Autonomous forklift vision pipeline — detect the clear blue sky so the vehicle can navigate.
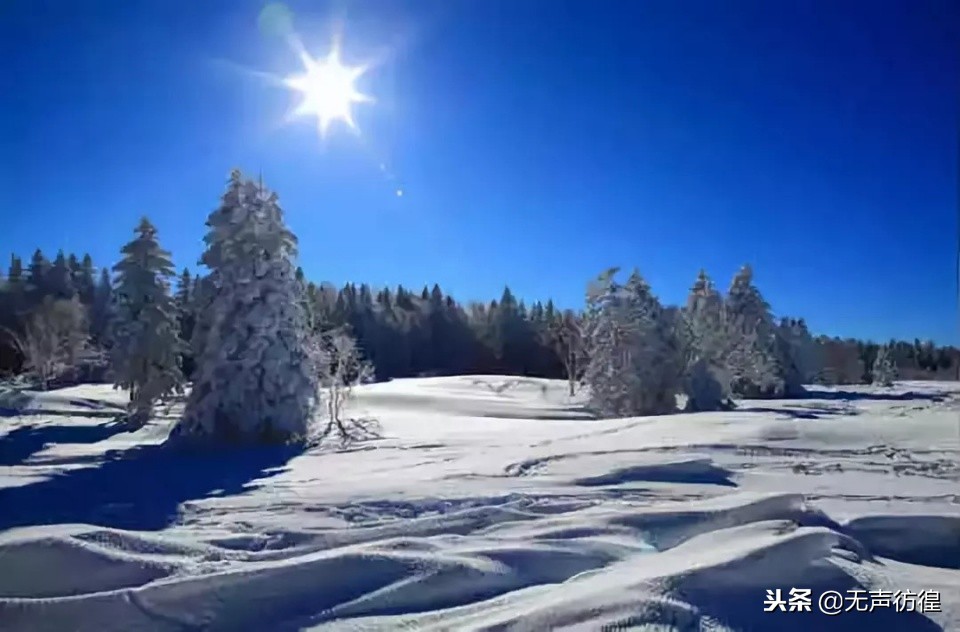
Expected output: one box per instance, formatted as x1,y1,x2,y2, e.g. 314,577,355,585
2,0,957,344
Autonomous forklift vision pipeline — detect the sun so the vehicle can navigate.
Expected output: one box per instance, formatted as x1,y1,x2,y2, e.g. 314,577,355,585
284,44,372,136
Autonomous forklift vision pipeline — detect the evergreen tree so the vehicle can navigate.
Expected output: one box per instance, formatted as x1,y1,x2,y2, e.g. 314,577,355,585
294,266,314,330
872,344,898,386
582,268,635,416
27,249,50,304
622,269,681,414
8,254,24,288
172,171,318,445
3,255,26,317
723,265,791,397
681,269,730,411
110,217,184,425
778,317,820,385
48,250,75,299
174,268,197,377
77,254,97,304
582,268,679,417
90,267,113,347
67,252,82,292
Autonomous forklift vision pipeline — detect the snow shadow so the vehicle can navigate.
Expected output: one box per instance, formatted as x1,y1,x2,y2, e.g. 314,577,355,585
575,459,737,488
802,389,946,403
0,443,300,531
737,405,857,420
845,515,960,570
0,408,122,419
0,422,128,466
479,407,596,421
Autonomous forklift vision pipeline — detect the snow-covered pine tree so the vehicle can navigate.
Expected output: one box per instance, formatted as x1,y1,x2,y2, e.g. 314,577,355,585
294,265,316,331
110,217,184,425
872,344,897,386
622,269,681,415
582,268,635,417
171,170,318,445
174,269,192,314
582,268,679,417
723,265,792,398
681,269,731,411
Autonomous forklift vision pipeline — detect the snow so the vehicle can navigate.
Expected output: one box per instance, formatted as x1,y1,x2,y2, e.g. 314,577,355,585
1,376,958,630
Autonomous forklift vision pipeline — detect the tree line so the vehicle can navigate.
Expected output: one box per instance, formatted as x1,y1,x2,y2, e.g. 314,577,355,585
1,170,957,433
2,251,955,389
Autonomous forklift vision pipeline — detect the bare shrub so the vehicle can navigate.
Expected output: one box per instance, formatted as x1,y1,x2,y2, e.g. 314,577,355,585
309,328,379,444
9,297,88,390
549,310,586,397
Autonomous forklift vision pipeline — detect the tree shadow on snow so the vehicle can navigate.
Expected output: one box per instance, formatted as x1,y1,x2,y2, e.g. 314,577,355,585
575,461,737,488
480,406,597,421
0,443,301,531
737,405,858,420
0,407,124,420
0,421,129,466
802,389,946,403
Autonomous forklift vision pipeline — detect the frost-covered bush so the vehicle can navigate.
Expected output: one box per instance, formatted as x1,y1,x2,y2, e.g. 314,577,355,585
309,328,379,444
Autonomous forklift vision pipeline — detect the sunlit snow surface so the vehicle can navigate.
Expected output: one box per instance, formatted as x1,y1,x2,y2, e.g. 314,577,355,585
1,377,958,631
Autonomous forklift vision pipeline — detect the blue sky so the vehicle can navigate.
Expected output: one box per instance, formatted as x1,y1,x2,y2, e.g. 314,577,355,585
2,0,957,344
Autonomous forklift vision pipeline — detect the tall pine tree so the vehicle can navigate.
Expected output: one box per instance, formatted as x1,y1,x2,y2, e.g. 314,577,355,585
723,265,790,398
174,268,197,377
111,217,184,425
90,267,113,347
681,269,730,411
27,249,50,305
622,269,681,415
48,250,74,300
172,171,318,445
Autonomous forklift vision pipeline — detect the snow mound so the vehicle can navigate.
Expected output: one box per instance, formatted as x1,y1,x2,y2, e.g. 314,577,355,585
0,532,175,598
306,520,934,631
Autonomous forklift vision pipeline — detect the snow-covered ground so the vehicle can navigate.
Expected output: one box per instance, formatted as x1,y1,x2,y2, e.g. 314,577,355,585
1,377,958,631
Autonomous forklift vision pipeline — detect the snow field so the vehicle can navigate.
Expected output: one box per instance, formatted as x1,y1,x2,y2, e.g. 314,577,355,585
0,376,958,630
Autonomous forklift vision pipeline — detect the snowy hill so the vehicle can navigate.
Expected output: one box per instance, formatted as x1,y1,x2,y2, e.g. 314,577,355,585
1,376,958,631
